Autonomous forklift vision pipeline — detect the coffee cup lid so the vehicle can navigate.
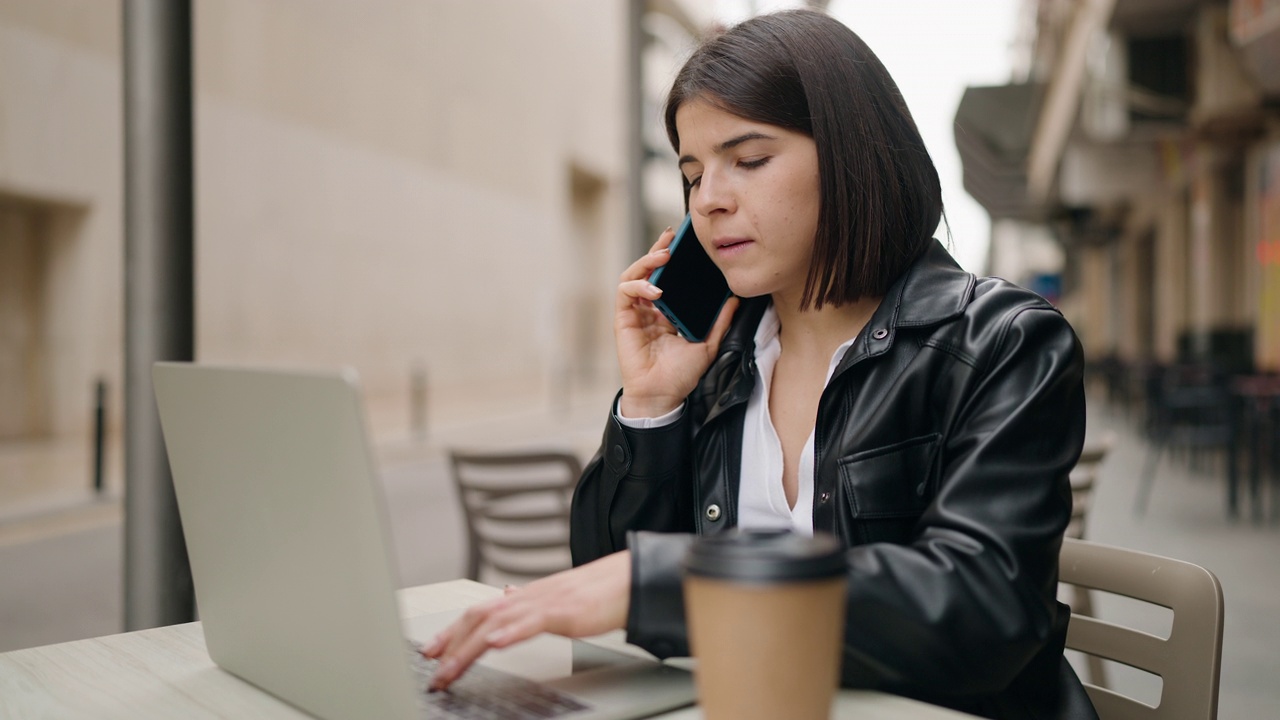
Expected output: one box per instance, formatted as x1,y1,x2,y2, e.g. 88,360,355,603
683,529,846,583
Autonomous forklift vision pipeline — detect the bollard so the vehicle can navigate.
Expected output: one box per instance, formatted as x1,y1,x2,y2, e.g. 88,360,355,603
410,363,427,441
93,378,107,494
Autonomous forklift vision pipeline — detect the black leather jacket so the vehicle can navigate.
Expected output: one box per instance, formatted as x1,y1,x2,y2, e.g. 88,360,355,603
569,240,1097,720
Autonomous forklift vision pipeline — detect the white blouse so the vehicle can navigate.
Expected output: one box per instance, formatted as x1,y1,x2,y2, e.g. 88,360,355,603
616,304,859,537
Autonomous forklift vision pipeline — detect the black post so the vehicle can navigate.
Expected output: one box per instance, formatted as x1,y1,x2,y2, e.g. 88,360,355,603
123,0,196,630
93,379,107,494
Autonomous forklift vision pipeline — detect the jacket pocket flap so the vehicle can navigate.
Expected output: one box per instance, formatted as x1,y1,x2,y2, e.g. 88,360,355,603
837,434,940,519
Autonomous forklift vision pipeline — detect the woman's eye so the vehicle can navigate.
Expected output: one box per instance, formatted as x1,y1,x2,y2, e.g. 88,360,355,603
687,175,702,187
739,157,770,170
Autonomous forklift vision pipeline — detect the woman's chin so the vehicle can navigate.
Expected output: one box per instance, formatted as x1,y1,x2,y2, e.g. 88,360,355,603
723,277,773,300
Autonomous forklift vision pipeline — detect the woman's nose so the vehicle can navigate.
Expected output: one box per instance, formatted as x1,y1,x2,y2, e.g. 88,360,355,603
690,171,734,218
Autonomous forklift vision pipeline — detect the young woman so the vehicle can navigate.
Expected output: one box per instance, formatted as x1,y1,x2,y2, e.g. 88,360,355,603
426,10,1096,719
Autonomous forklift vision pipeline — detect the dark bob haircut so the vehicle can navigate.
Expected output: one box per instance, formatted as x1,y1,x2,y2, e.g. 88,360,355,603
664,9,943,309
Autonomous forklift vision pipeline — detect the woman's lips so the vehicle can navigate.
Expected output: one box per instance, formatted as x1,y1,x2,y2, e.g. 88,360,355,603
713,238,753,256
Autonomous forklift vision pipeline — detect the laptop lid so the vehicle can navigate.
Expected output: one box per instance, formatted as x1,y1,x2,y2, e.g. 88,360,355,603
154,363,422,720
153,363,695,720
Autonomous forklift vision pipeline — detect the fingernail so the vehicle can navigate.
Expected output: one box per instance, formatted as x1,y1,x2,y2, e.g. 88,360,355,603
486,627,509,644
664,226,673,233
424,635,444,656
431,659,458,689
646,283,663,297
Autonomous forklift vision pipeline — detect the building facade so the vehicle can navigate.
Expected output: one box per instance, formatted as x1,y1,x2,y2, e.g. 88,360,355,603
959,0,1279,376
0,1,658,445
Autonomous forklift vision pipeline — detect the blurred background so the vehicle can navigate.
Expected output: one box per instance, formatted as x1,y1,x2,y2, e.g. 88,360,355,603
0,0,1276,717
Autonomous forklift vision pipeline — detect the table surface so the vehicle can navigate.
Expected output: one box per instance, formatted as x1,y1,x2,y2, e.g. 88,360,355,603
0,579,974,719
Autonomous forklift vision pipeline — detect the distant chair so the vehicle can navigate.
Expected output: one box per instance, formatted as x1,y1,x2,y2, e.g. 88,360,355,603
1068,435,1114,541
1059,538,1224,720
1064,434,1114,687
447,450,582,585
1135,365,1235,515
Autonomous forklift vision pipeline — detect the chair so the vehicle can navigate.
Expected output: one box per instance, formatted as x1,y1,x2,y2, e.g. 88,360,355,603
447,449,581,584
1135,365,1235,514
1068,435,1114,541
1059,538,1224,720
1064,435,1114,686
1229,374,1280,522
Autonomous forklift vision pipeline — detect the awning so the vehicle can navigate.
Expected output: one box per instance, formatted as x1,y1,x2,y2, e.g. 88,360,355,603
954,82,1045,221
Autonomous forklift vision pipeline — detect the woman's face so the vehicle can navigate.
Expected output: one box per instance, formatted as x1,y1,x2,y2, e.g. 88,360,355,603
674,98,821,305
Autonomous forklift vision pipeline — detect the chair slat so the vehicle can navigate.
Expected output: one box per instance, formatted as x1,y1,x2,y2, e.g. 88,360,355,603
487,558,572,577
481,508,568,523
1084,684,1157,720
484,537,570,551
1066,614,1169,674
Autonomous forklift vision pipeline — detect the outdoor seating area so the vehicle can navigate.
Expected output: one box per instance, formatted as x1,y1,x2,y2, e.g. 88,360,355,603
1088,329,1280,524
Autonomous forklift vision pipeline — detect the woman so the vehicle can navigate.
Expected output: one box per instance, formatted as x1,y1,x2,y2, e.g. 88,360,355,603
426,10,1096,719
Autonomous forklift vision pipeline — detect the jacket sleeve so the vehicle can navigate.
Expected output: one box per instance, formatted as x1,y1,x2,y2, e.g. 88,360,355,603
569,391,696,566
837,304,1085,700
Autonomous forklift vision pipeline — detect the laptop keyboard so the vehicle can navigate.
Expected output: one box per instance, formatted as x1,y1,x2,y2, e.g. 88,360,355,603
408,642,590,720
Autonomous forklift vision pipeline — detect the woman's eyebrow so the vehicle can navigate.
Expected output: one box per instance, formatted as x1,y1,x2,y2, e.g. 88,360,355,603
678,131,777,168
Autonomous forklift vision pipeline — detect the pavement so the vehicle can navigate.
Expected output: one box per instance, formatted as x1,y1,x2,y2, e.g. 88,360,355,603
0,385,1276,718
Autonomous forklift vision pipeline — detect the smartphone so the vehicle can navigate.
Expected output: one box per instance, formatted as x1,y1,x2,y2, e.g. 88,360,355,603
648,215,732,342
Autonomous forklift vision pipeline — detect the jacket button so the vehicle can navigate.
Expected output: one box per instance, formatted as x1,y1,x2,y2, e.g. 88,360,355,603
610,445,625,464
819,491,831,504
705,504,722,521
872,328,889,340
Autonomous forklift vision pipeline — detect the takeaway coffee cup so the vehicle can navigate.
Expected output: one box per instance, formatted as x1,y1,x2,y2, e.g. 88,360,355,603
683,529,847,720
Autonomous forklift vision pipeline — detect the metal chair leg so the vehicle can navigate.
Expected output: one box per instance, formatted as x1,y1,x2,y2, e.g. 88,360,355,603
1134,442,1162,515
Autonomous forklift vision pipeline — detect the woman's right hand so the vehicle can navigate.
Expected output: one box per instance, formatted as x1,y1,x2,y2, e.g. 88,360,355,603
614,226,739,418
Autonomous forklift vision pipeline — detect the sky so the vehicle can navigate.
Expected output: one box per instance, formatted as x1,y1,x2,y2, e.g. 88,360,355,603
712,0,1022,273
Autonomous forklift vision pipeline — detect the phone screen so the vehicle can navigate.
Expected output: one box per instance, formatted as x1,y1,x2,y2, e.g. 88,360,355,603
648,215,732,342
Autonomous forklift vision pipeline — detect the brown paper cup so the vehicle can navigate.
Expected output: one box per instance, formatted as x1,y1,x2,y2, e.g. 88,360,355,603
683,530,846,720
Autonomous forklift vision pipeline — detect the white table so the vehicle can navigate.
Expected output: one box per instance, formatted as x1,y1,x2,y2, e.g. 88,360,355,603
0,579,974,719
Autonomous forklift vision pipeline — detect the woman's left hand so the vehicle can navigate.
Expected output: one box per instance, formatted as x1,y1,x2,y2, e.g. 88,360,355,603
422,550,632,691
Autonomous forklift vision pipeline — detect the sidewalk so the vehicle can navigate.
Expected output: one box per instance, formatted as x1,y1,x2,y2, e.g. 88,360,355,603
0,389,1276,718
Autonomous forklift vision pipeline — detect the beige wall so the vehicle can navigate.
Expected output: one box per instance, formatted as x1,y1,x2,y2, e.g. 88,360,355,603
1072,245,1113,360
1153,190,1190,363
0,0,633,440
0,1,122,440
1188,149,1250,333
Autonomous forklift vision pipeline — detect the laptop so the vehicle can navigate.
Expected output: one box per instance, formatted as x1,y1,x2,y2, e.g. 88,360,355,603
152,363,695,720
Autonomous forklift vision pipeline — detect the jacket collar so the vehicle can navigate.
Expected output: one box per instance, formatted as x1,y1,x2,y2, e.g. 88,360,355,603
834,239,975,372
719,295,770,358
884,238,975,329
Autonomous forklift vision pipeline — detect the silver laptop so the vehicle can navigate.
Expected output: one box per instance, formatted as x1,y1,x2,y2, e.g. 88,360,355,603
153,363,695,720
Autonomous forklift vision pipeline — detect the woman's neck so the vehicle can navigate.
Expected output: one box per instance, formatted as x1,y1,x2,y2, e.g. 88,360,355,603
770,293,882,360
